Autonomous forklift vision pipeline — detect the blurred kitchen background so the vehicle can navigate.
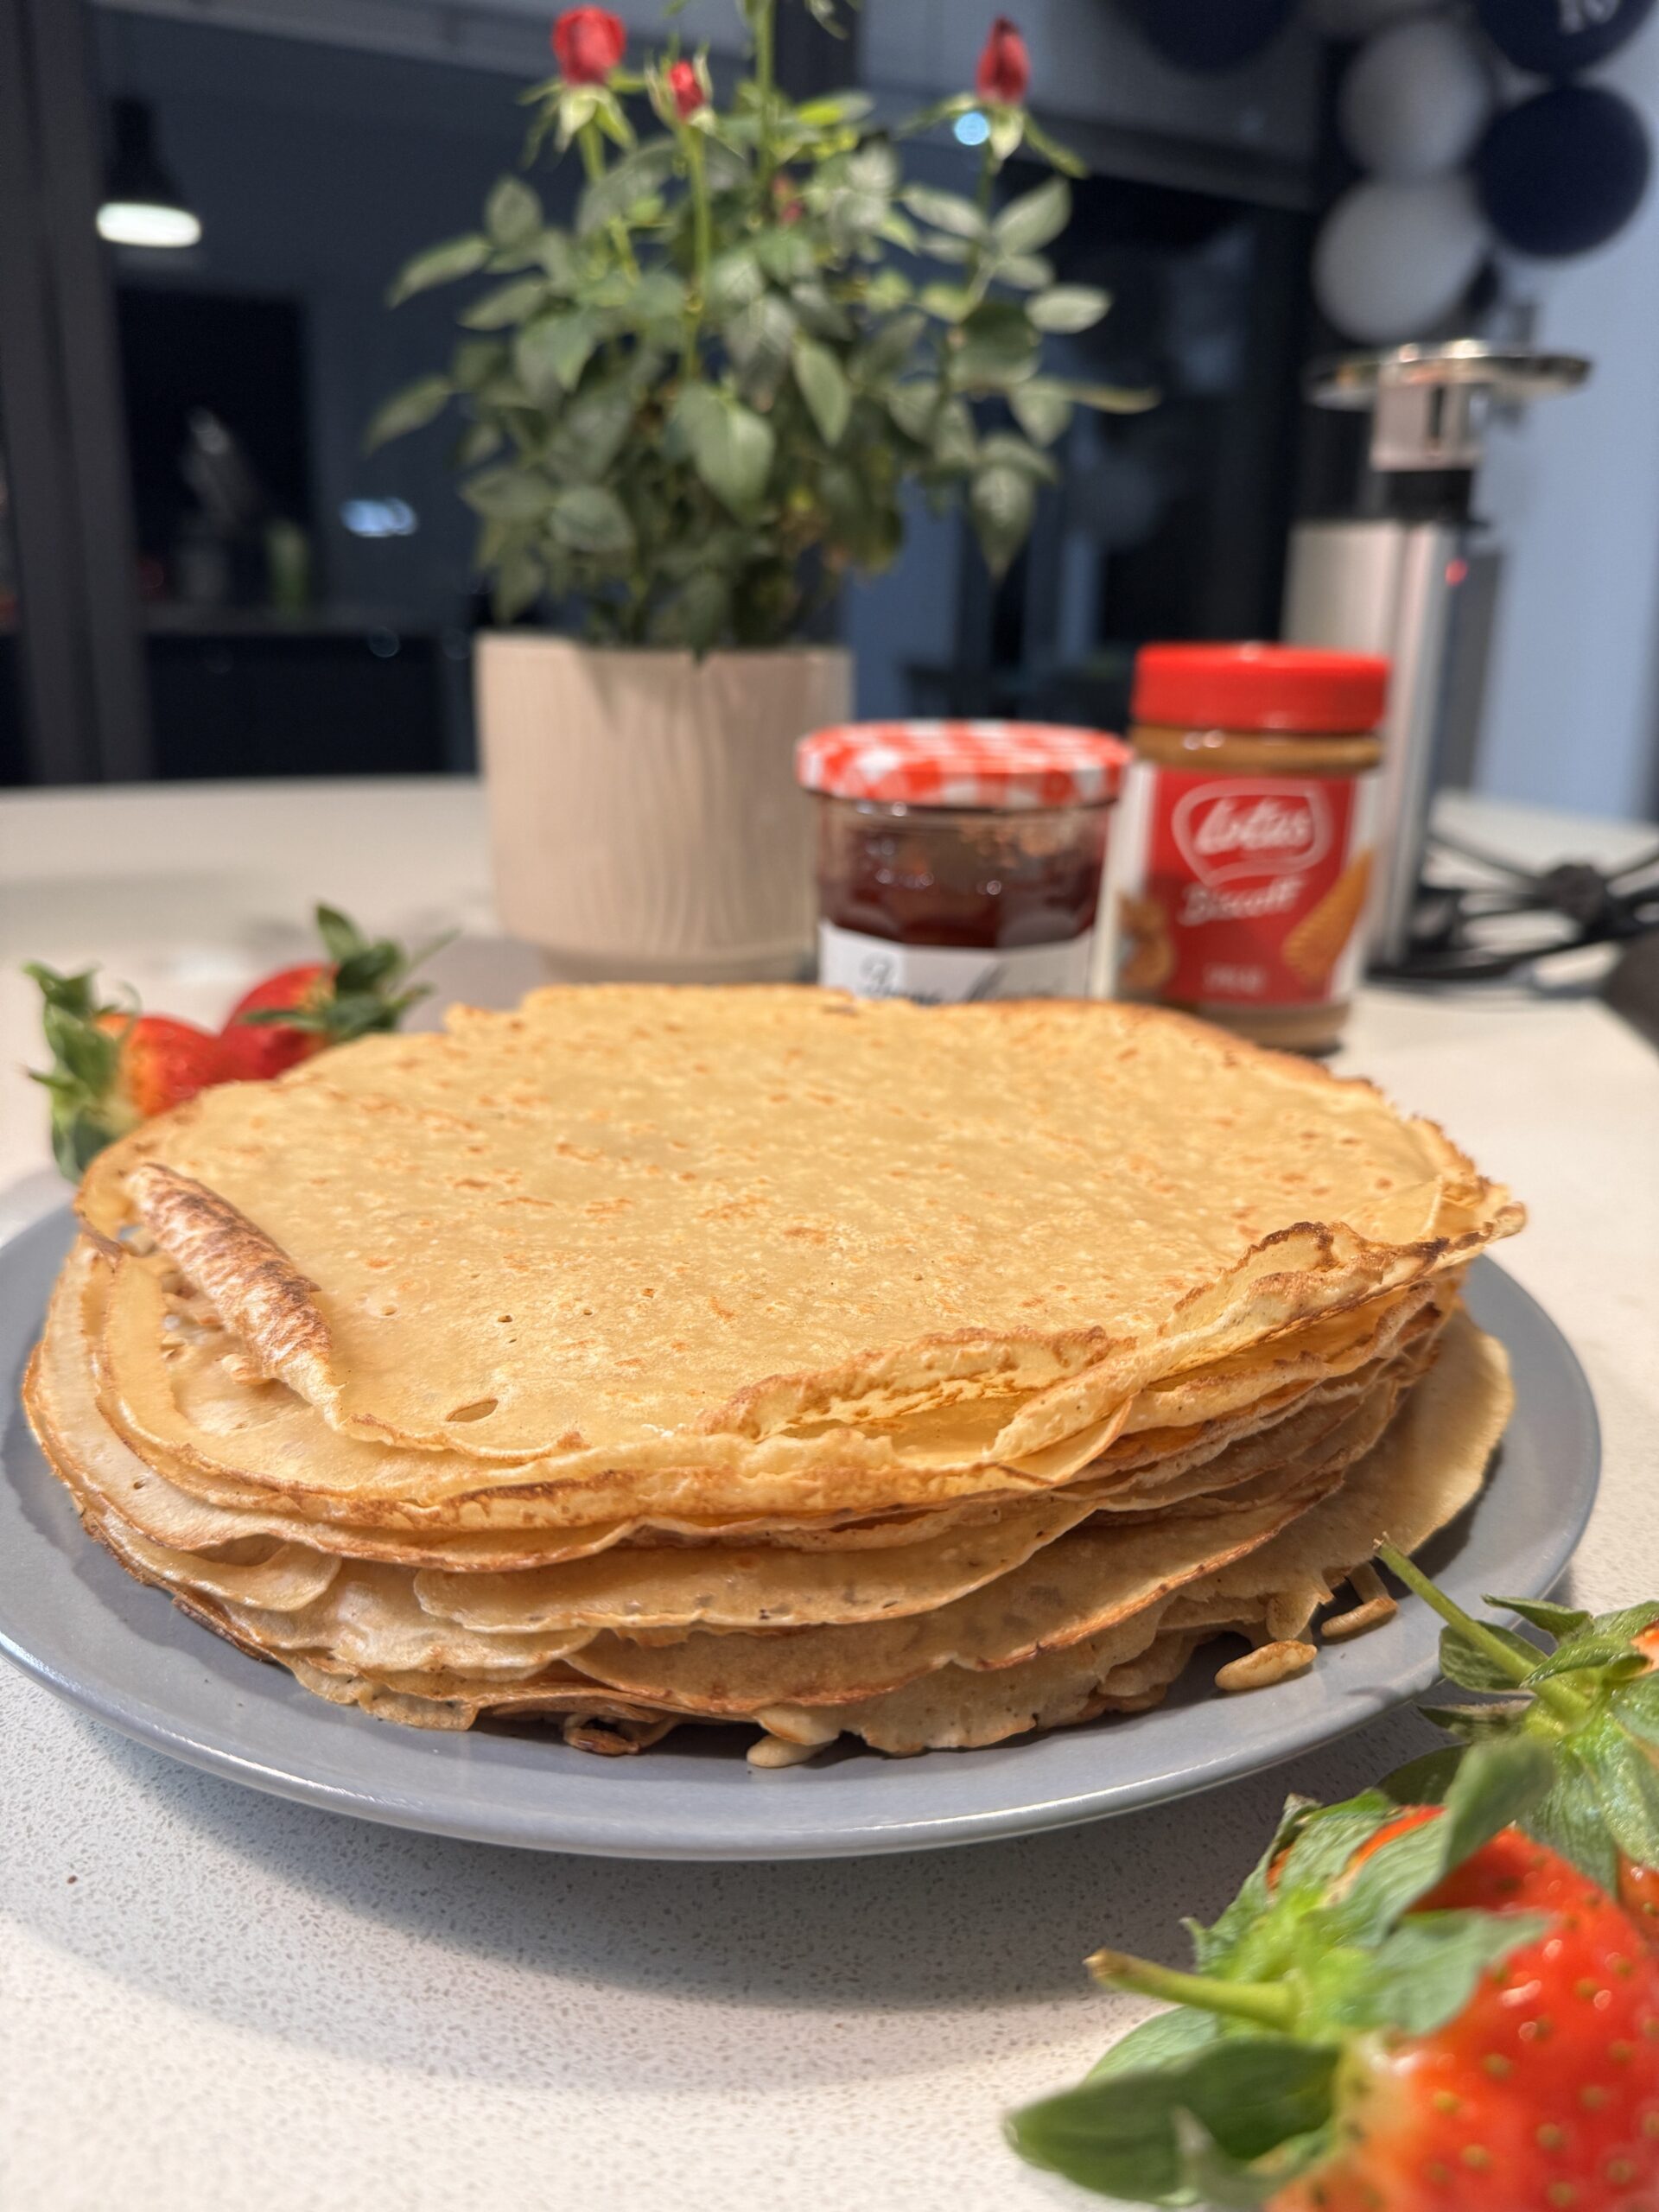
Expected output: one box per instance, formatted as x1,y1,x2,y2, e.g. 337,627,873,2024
3,0,1656,822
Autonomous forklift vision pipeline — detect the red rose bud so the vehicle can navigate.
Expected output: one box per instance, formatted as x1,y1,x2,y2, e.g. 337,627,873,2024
667,59,704,119
551,5,626,84
976,16,1030,105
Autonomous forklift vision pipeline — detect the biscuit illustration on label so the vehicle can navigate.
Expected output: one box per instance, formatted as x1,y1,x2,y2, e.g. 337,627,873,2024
1116,891,1176,994
1282,849,1373,988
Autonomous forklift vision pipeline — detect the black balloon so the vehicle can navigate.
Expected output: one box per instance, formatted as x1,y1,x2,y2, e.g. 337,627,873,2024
1121,0,1294,73
1475,0,1656,78
1477,85,1651,257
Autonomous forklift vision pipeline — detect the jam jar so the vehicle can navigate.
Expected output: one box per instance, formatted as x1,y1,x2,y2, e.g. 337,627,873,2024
1109,644,1389,1052
795,721,1128,1002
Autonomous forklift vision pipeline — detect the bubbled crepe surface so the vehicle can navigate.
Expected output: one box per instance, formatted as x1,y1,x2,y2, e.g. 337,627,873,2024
78,988,1518,1476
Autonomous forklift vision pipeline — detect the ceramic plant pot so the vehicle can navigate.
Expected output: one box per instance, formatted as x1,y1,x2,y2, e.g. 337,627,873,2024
476,633,849,980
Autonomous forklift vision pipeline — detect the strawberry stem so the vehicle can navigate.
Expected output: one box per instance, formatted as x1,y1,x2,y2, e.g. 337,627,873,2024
1377,1544,1590,1724
1086,1948,1298,2031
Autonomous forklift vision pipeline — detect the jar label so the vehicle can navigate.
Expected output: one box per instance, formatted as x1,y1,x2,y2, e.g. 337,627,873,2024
1109,761,1380,1007
818,922,1097,1003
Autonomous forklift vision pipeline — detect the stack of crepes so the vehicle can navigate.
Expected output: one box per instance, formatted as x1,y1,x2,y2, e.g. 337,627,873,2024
27,988,1523,1764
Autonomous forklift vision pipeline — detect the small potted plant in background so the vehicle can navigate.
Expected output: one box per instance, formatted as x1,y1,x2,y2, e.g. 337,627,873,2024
372,1,1146,980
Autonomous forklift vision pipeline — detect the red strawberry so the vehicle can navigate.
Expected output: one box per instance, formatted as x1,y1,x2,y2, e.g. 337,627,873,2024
97,1011,227,1119
1381,1545,1659,1948
1274,1824,1659,2212
219,904,442,1079
26,963,230,1177
217,963,333,1080
1009,1740,1659,2209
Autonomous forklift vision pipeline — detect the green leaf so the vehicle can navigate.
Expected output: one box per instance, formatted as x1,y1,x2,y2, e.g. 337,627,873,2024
1068,379,1158,414
364,375,451,451
755,229,817,285
1010,2036,1338,2204
1011,379,1074,447
513,309,601,402
1380,1745,1466,1805
998,252,1055,291
705,244,766,320
548,484,633,557
725,293,798,390
461,467,553,524
486,175,543,251
899,183,988,242
1574,1713,1659,1870
1440,1620,1541,1694
792,338,851,446
1027,283,1112,334
858,310,925,385
544,383,636,484
931,396,976,471
977,431,1058,483
454,421,503,469
1325,1737,1554,1948
387,233,489,305
1022,115,1087,177
1585,1602,1659,1646
1527,1756,1622,1892
577,140,677,236
459,276,549,330
918,282,975,325
665,569,732,653
1486,1596,1592,1640
886,380,940,444
1307,1910,1549,2039
795,92,872,126
671,386,775,517
955,298,1038,386
969,462,1035,579
993,175,1071,257
1087,2005,1221,2082
1528,1636,1645,1681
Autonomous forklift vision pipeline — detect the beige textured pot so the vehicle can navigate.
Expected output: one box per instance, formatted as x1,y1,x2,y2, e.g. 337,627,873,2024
477,634,849,981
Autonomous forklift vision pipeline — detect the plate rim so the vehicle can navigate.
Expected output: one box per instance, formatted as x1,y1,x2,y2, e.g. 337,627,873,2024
0,1204,1600,1860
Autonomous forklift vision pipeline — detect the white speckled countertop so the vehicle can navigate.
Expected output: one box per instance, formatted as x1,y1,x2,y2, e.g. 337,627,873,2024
2,780,1656,2212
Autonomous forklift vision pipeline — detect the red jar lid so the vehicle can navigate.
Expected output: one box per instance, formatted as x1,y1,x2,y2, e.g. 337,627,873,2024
795,721,1128,811
1132,644,1389,735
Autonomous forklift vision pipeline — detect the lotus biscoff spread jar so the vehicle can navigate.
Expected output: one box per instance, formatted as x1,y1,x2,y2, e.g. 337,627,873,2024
1110,644,1389,1052
795,721,1128,1002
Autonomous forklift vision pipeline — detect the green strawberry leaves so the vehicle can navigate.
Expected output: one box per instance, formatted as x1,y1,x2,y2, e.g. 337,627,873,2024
1010,2037,1338,2208
1008,1741,1553,2202
238,905,451,1044
24,961,134,1176
1379,1547,1659,1892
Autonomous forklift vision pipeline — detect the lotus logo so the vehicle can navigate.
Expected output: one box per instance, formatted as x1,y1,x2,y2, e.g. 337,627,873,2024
1172,782,1332,887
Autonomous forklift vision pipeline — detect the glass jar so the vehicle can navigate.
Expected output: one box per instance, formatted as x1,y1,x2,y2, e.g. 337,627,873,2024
795,721,1127,1002
1109,644,1389,1052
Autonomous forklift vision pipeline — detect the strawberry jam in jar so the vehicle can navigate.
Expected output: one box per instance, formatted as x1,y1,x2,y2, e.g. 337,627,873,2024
796,721,1128,1002
1110,645,1388,1052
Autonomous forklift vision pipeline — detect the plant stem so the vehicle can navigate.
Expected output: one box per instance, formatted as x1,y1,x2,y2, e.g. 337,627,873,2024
753,0,777,196
578,116,639,279
683,125,711,373
1086,1949,1298,2031
1377,1544,1592,1726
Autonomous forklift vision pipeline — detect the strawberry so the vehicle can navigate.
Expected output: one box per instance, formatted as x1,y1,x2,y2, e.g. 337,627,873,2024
217,904,442,1080
26,965,229,1177
1009,1739,1659,2208
1378,1544,1659,1941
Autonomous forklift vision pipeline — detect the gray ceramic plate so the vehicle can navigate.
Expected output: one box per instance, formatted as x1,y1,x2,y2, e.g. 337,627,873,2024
0,1207,1599,1860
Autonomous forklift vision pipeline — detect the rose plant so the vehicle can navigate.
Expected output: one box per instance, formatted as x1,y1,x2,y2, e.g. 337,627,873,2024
370,0,1147,651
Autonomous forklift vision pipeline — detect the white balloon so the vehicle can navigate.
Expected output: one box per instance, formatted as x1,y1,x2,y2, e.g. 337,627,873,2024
1313,176,1488,343
1339,18,1492,181
1304,0,1427,39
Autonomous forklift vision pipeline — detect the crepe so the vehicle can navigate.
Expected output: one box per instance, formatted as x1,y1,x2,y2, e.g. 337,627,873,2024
28,987,1523,1763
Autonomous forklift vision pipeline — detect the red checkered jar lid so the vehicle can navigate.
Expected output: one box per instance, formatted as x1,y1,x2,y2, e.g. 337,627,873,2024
795,720,1128,812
